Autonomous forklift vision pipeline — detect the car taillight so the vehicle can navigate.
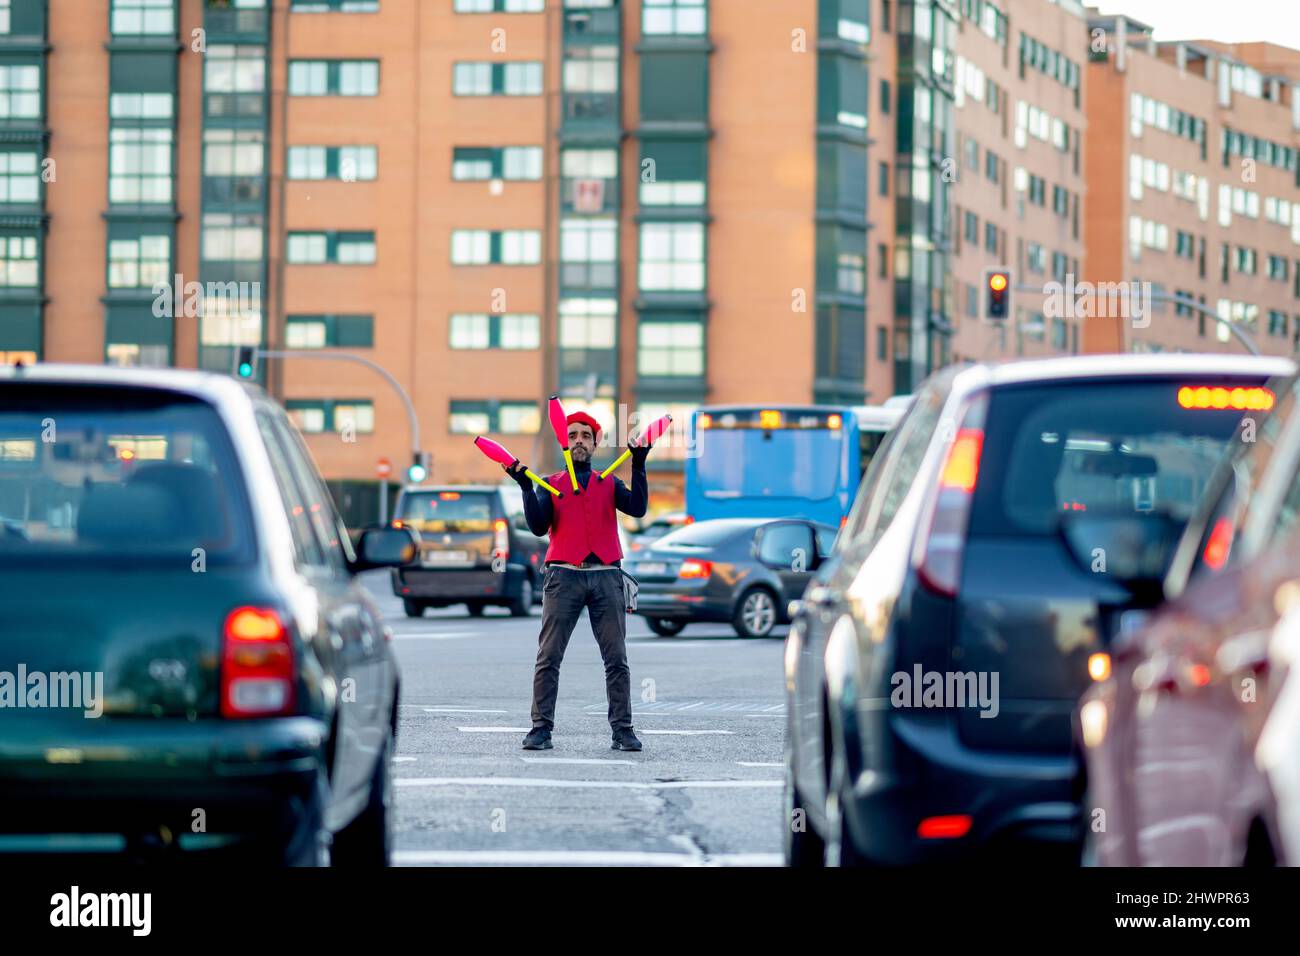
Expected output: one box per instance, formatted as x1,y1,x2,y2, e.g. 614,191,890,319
917,815,972,839
221,607,295,718
684,515,695,525
1202,517,1233,571
679,559,712,579
915,427,984,598
493,518,509,560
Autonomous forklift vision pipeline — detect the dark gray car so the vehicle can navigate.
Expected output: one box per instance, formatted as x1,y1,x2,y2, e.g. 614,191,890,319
625,518,837,638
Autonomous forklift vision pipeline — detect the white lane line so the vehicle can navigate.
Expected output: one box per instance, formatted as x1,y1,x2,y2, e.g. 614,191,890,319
519,757,637,766
745,715,784,719
396,777,782,790
394,757,418,763
457,726,532,733
392,632,477,641
637,729,735,736
393,850,782,867
424,707,509,714
736,761,782,768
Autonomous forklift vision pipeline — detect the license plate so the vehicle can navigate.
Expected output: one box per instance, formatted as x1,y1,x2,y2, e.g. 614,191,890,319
638,562,667,575
423,550,470,566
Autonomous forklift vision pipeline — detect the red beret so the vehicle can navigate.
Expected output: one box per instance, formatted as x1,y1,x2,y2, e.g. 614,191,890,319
566,410,603,442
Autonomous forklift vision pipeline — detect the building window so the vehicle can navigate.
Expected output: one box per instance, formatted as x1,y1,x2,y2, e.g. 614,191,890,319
963,210,978,244
880,78,891,114
0,0,9,35
642,0,706,36
563,45,618,93
449,313,540,350
558,298,617,350
449,401,540,434
986,151,999,184
638,321,704,377
450,229,541,265
205,45,266,105
287,145,378,181
984,222,998,256
561,217,617,287
286,314,374,348
836,251,865,294
109,128,172,204
1269,255,1289,282
0,65,41,119
0,151,39,203
288,404,328,434
287,231,376,265
108,236,169,289
0,235,38,286
451,146,542,181
289,60,379,97
202,213,264,262
453,61,543,96
106,343,168,368
877,161,889,197
109,93,174,120
877,242,888,279
333,401,374,435
204,129,265,177
292,0,381,11
454,0,544,11
111,0,176,35
639,222,705,291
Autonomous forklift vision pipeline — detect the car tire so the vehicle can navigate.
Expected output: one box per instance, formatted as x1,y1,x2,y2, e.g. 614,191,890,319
646,618,686,637
331,731,394,867
402,599,424,619
732,587,778,639
784,767,825,868
466,602,486,617
508,577,533,617
823,741,871,868
281,766,332,867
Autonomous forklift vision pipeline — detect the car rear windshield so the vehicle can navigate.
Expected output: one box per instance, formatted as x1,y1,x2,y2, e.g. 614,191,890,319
0,384,254,563
656,520,758,547
969,377,1270,537
399,491,494,532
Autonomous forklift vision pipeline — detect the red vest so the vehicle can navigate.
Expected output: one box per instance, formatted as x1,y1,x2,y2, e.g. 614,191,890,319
544,470,623,564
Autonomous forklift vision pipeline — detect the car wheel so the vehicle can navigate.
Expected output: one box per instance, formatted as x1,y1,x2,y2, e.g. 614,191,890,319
331,731,394,867
784,765,825,868
823,741,871,868
732,587,777,638
281,765,331,867
646,618,686,637
402,599,424,619
508,577,533,617
466,602,486,617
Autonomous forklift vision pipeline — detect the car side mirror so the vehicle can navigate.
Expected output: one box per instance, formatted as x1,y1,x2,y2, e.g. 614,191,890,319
352,525,420,573
1058,511,1182,605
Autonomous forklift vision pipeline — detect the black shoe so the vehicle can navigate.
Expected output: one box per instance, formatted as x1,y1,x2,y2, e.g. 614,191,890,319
522,728,553,750
611,727,643,751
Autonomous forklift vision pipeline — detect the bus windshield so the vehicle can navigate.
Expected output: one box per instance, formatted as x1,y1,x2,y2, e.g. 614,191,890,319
696,428,842,500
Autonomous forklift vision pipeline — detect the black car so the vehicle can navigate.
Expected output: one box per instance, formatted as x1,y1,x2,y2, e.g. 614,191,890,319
391,483,547,618
783,353,1294,866
0,364,417,865
625,517,837,638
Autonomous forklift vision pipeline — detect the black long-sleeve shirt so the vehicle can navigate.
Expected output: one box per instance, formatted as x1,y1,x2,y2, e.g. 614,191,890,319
517,459,647,565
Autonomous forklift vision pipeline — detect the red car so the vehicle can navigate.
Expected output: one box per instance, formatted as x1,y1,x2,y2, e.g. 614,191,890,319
1081,372,1300,866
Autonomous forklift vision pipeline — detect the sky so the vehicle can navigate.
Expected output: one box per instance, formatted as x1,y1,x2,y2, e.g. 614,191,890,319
1091,0,1300,54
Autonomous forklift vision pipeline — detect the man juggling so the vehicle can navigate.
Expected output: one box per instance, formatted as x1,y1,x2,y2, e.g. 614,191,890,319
485,403,666,752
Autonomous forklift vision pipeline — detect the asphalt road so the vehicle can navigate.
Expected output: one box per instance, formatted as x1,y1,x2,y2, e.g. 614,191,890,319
361,572,789,866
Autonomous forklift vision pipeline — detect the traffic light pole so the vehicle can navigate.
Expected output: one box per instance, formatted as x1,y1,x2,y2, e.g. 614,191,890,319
255,349,424,476
1012,284,1261,356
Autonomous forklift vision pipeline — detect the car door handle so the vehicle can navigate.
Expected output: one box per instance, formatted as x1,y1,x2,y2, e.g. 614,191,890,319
808,585,843,608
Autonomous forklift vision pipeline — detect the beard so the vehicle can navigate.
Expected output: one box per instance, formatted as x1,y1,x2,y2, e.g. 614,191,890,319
571,446,592,464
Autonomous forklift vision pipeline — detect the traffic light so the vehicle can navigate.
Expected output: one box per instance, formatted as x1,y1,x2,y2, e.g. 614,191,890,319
235,346,257,379
983,268,1011,322
407,452,430,484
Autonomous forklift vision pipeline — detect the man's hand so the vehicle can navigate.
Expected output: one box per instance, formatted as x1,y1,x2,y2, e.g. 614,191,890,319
628,440,651,467
503,460,530,484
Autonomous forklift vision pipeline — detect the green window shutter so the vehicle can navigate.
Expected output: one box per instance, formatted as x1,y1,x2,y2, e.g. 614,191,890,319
334,314,373,347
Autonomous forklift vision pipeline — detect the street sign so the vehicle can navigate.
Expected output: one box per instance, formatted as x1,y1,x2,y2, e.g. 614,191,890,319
376,457,392,479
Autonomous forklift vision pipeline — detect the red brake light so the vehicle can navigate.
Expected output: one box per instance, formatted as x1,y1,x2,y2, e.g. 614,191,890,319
221,607,295,718
917,815,972,839
1202,517,1234,571
678,559,712,579
916,428,984,597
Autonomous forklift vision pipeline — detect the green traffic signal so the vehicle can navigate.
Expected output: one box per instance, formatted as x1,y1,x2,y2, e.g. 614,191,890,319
237,362,254,378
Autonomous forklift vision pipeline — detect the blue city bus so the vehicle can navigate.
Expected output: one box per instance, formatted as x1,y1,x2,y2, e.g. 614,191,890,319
684,401,908,527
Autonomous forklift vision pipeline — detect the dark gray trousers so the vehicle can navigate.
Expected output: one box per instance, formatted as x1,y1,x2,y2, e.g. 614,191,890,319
530,566,631,732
